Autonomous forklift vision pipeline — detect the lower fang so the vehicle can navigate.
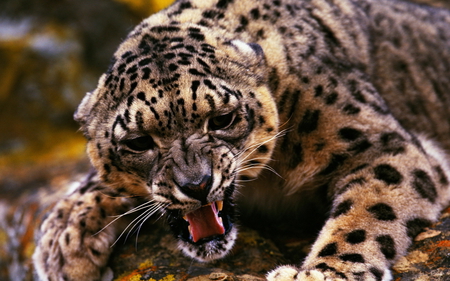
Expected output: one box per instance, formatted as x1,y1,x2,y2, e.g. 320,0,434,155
216,201,223,211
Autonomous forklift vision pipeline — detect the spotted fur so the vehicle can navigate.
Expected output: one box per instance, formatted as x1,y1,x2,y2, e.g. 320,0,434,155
34,0,450,280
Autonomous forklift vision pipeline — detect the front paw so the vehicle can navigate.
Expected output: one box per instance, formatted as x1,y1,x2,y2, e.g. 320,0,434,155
267,265,329,281
267,264,391,281
33,191,118,281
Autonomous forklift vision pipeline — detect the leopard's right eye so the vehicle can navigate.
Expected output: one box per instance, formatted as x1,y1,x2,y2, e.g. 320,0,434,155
123,136,155,152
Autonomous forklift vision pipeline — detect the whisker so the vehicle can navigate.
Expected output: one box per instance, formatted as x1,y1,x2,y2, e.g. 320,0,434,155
93,200,156,237
235,128,289,163
109,201,167,247
112,208,154,247
133,204,166,248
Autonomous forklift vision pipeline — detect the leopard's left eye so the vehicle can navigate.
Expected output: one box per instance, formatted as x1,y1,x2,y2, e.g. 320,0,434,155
208,112,235,131
122,135,155,152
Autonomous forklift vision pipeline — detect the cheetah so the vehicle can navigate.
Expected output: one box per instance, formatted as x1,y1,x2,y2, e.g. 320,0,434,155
33,0,450,280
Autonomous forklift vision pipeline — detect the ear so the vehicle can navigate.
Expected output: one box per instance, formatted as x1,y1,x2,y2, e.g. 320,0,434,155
219,40,268,83
222,40,265,67
73,90,96,129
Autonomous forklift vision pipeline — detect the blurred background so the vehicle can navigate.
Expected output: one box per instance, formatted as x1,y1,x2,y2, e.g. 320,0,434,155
0,0,174,200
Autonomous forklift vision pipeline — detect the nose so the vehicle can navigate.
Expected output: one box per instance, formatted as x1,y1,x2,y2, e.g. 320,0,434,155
179,175,212,204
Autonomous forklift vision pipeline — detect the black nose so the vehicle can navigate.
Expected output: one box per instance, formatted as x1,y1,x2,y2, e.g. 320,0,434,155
179,175,212,204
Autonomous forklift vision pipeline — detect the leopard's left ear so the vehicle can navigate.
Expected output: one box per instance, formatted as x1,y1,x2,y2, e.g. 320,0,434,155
223,40,265,67
220,40,267,82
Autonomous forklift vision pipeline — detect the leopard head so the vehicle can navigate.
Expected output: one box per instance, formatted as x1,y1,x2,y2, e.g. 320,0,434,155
74,23,279,261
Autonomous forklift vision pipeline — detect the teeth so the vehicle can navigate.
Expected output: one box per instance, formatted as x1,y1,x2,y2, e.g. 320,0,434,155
183,215,188,221
217,201,223,211
219,217,223,225
188,225,192,234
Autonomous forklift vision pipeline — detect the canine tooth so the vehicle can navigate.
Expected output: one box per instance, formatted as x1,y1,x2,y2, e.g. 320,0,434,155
217,201,223,211
183,216,188,221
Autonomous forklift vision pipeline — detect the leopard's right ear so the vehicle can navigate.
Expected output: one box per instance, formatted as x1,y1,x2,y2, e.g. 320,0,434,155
74,90,97,133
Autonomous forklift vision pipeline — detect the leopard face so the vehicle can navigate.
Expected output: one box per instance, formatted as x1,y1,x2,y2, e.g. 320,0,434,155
74,25,278,261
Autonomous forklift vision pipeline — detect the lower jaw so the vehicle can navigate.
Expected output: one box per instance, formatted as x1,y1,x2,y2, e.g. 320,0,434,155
177,226,238,262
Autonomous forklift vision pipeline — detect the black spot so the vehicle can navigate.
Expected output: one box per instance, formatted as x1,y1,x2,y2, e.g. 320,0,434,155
205,94,216,111
376,235,396,260
352,91,366,103
412,169,437,203
163,53,176,60
434,165,449,185
318,242,338,257
103,164,111,173
346,229,366,244
368,203,397,221
250,8,260,20
256,28,265,39
325,92,338,104
298,109,320,134
203,79,216,90
258,145,269,154
288,142,303,169
353,272,365,281
268,67,279,93
216,0,233,9
142,68,151,79
349,163,369,174
348,139,372,154
314,85,323,97
137,91,146,101
57,209,64,219
339,127,363,141
380,132,406,155
339,253,365,263
319,154,348,176
332,199,353,218
150,107,160,120
374,164,403,185
138,58,152,66
188,68,206,76
315,262,336,272
343,104,360,115
191,80,200,100
168,64,178,71
406,218,432,238
150,25,180,33
65,233,70,245
369,267,383,281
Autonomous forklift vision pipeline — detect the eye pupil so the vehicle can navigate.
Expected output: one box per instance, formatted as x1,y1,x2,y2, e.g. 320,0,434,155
124,136,154,152
209,113,234,130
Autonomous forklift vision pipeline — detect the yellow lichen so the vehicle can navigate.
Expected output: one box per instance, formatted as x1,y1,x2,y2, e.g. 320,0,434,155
138,259,154,269
112,0,175,16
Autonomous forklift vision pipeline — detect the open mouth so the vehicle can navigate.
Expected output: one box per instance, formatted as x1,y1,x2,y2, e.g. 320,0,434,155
167,187,235,245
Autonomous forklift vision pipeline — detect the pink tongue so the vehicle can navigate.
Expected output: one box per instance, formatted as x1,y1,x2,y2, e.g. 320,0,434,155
186,204,225,243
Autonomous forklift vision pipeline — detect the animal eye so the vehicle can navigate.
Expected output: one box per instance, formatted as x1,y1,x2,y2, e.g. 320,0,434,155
123,136,155,152
208,112,235,131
